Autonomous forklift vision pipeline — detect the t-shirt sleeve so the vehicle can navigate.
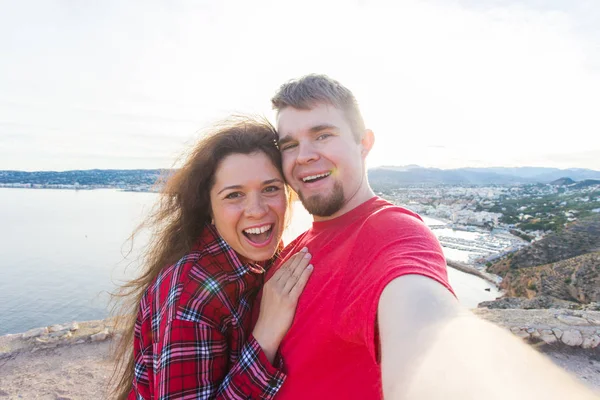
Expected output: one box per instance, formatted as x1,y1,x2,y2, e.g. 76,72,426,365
333,209,455,363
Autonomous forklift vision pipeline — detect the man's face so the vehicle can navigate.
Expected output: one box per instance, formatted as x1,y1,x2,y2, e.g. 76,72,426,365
276,103,367,220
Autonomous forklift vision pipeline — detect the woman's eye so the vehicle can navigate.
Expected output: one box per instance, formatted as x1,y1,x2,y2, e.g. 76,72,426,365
225,192,243,199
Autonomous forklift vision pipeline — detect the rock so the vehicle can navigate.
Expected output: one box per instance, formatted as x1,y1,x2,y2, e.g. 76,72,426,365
75,339,86,345
582,335,600,349
42,336,59,344
0,389,9,396
586,317,600,325
556,315,590,326
561,329,583,346
553,328,563,339
69,321,79,331
531,330,541,339
48,330,69,338
22,327,48,339
540,333,558,344
510,327,520,333
49,323,69,333
514,330,530,339
91,329,109,342
526,328,536,333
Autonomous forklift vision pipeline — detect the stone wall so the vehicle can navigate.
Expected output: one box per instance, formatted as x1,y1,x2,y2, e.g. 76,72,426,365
473,308,600,349
0,319,118,358
1,309,599,359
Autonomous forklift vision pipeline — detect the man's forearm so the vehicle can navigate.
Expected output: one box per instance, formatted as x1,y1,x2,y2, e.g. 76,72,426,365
378,275,598,400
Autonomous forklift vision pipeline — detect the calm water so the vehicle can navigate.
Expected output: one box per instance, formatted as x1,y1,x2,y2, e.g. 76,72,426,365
0,189,498,335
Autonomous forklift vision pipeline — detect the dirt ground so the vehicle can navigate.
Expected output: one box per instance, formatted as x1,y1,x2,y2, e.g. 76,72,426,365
0,339,599,399
0,341,113,399
541,345,600,393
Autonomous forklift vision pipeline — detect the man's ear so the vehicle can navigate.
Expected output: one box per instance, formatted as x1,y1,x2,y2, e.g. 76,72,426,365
360,129,375,159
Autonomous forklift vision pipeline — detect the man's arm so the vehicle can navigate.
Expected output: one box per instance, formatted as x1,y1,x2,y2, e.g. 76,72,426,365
378,274,598,400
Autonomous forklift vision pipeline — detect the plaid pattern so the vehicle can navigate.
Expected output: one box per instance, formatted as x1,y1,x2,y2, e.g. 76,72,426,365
129,224,286,399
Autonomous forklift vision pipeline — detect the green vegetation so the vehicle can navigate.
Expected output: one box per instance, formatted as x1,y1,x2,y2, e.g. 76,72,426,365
482,185,600,233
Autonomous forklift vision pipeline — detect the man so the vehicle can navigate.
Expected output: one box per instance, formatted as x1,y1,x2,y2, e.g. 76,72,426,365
257,75,597,399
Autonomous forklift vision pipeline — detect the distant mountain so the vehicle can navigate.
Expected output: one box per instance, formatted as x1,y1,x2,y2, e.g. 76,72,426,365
368,166,600,186
550,177,575,186
2,166,599,187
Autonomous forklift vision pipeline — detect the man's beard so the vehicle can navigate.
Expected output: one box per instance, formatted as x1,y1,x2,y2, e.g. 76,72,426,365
298,181,345,217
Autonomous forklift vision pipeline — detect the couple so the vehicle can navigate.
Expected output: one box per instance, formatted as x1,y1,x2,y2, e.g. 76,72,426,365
114,75,596,400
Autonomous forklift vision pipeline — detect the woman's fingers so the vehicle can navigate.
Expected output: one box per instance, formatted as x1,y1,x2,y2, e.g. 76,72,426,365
288,263,313,300
281,251,312,293
273,248,309,283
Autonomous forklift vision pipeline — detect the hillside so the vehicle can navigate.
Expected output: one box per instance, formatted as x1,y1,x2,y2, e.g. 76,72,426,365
495,252,600,303
487,214,600,306
489,214,600,275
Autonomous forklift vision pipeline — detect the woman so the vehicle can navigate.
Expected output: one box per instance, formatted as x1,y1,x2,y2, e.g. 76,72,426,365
113,117,313,399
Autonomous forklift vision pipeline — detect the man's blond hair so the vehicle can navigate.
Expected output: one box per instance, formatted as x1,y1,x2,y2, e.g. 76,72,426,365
271,74,366,142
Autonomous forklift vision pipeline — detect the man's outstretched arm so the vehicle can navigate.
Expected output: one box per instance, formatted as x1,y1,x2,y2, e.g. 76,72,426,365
378,274,598,400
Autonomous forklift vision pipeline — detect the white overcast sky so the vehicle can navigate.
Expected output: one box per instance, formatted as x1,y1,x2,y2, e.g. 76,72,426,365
1,0,599,171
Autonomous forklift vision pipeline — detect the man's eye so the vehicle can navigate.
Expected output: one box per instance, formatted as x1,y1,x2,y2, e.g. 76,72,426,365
317,133,332,140
281,143,297,151
225,192,243,199
263,185,280,193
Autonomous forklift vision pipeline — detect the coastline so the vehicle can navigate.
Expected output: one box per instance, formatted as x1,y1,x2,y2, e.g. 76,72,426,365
446,259,500,285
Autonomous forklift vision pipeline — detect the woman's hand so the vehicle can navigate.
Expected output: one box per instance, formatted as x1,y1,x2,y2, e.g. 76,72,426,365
253,247,313,363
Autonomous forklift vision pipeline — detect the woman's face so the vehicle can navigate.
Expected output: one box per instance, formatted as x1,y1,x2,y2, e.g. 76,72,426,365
210,151,288,263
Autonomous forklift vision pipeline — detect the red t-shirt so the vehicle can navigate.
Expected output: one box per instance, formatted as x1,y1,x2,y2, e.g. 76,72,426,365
263,197,454,399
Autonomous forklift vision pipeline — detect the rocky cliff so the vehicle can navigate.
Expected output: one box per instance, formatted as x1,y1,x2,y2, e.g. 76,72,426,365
486,214,600,307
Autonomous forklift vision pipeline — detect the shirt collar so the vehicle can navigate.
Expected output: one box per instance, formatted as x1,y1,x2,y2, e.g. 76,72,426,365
197,223,261,279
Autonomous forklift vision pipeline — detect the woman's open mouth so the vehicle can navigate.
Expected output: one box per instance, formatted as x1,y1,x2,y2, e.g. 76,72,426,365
242,224,274,247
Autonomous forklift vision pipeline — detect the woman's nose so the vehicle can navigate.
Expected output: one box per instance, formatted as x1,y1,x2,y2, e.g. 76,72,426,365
244,193,268,218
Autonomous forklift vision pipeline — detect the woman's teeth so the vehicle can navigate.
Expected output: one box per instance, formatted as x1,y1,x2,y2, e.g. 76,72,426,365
244,224,272,235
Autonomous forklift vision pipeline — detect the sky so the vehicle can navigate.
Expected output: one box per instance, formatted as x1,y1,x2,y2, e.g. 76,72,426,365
1,0,599,172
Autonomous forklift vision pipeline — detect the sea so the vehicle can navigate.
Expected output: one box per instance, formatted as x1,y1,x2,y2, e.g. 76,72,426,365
0,188,500,336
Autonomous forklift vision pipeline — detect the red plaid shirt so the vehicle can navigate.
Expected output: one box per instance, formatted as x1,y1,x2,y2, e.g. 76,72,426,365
129,224,286,399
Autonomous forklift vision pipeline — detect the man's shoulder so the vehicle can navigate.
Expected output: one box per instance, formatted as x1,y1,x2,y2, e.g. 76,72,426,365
360,200,428,236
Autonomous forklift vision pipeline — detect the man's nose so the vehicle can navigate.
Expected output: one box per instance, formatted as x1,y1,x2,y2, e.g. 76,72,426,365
296,142,319,165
